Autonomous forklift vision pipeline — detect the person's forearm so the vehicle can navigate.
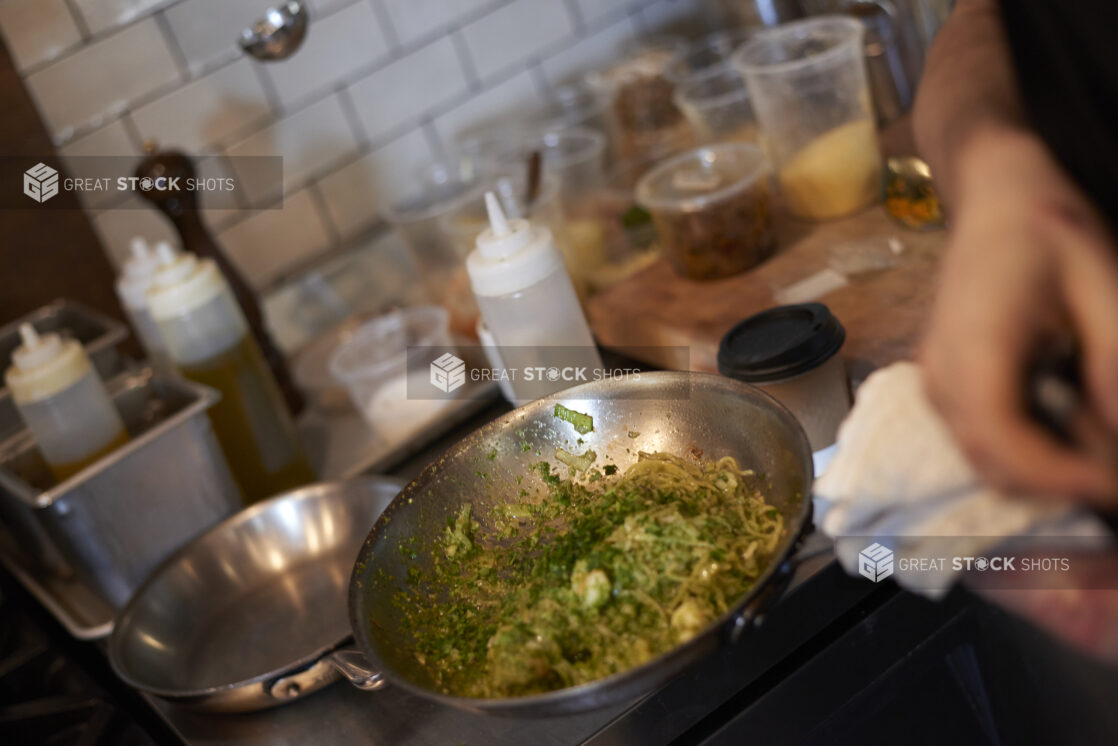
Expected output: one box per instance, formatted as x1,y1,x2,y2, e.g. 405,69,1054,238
913,0,1029,204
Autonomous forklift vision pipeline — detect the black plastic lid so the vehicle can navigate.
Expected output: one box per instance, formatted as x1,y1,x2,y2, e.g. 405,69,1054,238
717,303,845,383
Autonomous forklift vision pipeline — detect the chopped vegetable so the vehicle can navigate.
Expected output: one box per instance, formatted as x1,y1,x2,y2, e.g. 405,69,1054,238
556,447,597,472
553,404,594,434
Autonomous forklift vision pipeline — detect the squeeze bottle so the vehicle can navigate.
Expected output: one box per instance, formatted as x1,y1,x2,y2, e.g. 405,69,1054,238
4,324,128,482
114,237,172,371
466,192,602,402
146,245,314,505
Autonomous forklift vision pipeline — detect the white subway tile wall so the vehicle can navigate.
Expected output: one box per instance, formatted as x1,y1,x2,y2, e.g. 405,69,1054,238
316,127,433,240
130,58,273,152
25,18,181,139
379,0,497,47
259,1,390,109
57,118,139,209
225,92,361,205
0,0,705,288
71,0,177,35
0,0,82,71
459,0,574,81
218,188,333,288
346,36,468,144
162,0,274,76
576,0,641,27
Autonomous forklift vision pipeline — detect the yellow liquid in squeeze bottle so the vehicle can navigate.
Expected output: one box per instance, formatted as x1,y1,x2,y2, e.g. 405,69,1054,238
146,245,315,505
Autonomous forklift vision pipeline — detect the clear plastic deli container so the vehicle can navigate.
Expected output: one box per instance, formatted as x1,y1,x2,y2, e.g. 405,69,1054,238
385,175,485,340
328,306,453,442
636,143,776,280
664,29,755,84
586,40,696,164
673,65,758,144
733,16,882,221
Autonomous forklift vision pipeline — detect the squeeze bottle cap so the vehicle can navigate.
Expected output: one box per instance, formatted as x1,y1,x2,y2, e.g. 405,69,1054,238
124,238,159,279
116,237,162,310
466,191,563,298
147,244,226,321
4,324,90,404
476,192,533,259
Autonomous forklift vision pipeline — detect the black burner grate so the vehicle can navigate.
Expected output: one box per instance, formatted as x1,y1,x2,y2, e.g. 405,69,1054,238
0,573,179,746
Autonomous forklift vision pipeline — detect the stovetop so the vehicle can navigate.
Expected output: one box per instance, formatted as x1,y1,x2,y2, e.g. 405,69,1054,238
0,571,179,745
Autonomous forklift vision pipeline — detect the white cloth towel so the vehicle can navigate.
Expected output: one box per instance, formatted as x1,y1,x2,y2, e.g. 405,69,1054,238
816,362,1108,598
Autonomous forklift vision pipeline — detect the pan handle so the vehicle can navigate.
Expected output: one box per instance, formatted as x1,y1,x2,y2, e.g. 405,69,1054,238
266,654,343,702
727,558,793,644
328,647,386,691
726,527,828,643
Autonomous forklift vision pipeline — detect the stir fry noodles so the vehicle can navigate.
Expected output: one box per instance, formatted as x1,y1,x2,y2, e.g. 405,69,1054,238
400,451,784,698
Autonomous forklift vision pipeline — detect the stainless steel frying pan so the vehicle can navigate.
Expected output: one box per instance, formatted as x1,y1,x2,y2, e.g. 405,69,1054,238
109,477,403,712
346,372,814,716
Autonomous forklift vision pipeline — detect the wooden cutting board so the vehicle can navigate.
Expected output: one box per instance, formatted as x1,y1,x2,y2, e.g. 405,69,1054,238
587,205,946,378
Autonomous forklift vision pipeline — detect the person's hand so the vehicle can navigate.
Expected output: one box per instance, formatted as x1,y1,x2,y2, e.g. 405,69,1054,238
921,126,1118,503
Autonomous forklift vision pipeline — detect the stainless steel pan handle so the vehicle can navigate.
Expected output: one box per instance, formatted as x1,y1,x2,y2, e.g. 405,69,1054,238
266,654,343,701
727,519,826,644
329,647,386,691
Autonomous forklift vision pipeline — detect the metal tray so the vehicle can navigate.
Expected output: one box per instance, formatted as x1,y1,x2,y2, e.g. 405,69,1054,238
0,370,242,639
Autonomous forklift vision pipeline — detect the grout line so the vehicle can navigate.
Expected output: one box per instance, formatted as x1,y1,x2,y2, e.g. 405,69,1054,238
420,120,446,160
336,86,371,146
208,152,252,211
118,113,148,153
249,62,285,116
185,47,243,80
449,29,481,92
367,0,401,54
562,0,586,32
152,10,190,81
383,0,510,55
528,62,553,101
61,0,92,40
306,182,342,247
208,108,278,155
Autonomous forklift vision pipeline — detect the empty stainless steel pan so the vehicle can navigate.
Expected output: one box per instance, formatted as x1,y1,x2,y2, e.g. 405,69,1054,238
109,477,403,712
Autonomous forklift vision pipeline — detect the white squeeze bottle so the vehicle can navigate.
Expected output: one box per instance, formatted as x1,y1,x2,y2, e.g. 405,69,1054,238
114,237,172,372
4,324,128,482
467,192,602,402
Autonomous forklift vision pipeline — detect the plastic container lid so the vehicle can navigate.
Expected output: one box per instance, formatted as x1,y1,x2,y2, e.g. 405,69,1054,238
636,142,768,213
146,244,226,322
466,191,563,298
717,303,845,383
4,323,91,403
